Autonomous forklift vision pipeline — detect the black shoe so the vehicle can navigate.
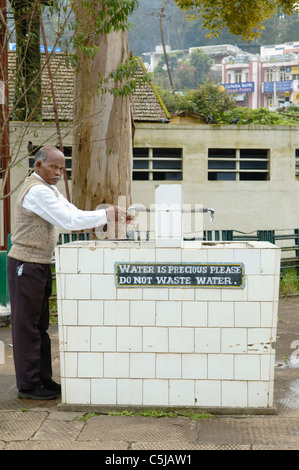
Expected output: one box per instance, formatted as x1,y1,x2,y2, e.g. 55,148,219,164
42,379,61,394
18,386,58,400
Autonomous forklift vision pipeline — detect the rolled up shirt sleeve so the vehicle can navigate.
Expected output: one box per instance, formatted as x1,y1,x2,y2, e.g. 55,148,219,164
22,184,107,231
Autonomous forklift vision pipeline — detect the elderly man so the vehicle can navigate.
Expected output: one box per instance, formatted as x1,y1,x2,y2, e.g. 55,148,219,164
8,146,133,400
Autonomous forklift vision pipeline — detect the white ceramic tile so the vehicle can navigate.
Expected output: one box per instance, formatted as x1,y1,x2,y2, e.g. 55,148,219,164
248,381,270,407
247,276,275,301
221,328,247,354
208,354,234,380
169,328,194,353
78,300,103,325
261,355,273,380
221,284,248,301
91,378,117,405
182,354,207,379
78,352,103,378
104,353,129,378
117,288,143,300
169,380,195,406
234,249,261,275
195,328,221,353
260,249,277,275
78,247,103,273
142,288,168,301
91,275,116,300
143,327,169,352
156,354,181,378
182,301,208,327
195,289,221,301
222,381,247,407
155,248,182,262
65,378,90,404
66,326,90,351
156,301,181,326
207,249,235,263
117,327,142,352
208,302,234,327
104,248,131,274
130,301,156,326
260,302,274,327
235,302,260,327
129,248,156,262
169,289,194,301
130,353,156,378
104,300,130,325
90,326,116,351
195,380,221,406
143,379,169,406
235,355,260,380
64,352,77,377
117,379,143,405
247,328,273,354
55,273,65,300
65,274,90,300
59,247,78,273
181,249,208,263
61,300,77,325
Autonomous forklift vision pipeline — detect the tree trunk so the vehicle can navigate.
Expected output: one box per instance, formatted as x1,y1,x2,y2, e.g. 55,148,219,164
11,0,42,121
72,7,132,211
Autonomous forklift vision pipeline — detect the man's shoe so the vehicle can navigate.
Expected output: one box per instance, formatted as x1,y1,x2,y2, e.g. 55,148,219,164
18,387,58,400
42,379,61,394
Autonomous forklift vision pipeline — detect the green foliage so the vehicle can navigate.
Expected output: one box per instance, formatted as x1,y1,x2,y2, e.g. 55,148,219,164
280,269,299,296
182,81,237,120
77,409,212,421
222,107,299,125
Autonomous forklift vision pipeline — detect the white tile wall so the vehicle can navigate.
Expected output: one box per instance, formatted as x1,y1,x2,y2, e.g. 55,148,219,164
56,241,280,409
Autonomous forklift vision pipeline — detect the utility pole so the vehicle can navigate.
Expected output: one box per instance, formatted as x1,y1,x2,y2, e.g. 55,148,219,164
0,0,10,250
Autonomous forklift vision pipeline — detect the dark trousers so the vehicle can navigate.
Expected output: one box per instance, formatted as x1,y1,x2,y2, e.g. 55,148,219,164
7,257,53,390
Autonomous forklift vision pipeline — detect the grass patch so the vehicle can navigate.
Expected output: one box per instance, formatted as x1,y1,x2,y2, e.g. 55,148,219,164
77,409,212,422
280,268,299,296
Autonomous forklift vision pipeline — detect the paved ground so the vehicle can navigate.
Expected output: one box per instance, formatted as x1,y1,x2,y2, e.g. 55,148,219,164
0,297,299,452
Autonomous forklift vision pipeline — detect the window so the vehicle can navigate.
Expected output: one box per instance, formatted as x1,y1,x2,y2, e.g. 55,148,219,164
133,148,182,181
29,145,72,180
235,70,242,83
208,148,269,181
280,70,286,81
266,70,273,82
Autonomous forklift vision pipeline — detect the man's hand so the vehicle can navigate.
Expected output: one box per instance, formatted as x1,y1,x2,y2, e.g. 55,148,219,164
105,205,135,224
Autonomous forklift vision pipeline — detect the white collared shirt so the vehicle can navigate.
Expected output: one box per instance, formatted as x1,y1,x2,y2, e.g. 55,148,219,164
22,172,107,230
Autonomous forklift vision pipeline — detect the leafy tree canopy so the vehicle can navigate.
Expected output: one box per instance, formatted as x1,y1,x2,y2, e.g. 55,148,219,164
174,0,298,40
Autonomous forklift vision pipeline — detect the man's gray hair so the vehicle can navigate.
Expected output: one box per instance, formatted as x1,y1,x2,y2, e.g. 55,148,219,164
34,148,48,164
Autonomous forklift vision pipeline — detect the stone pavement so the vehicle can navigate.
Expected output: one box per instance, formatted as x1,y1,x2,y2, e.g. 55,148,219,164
0,297,299,452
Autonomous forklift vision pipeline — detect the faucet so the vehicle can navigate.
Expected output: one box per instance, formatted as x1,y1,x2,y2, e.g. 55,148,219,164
203,208,215,223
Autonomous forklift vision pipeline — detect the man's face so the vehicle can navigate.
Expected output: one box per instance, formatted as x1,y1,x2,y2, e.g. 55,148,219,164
35,150,66,186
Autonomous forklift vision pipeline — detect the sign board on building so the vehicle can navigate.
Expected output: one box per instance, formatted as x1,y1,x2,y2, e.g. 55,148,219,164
222,82,254,94
263,80,293,93
115,262,245,288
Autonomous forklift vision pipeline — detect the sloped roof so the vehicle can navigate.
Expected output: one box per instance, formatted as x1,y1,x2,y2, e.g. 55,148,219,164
7,52,169,123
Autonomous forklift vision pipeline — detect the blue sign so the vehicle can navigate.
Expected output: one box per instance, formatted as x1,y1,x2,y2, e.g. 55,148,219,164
263,80,293,93
222,82,255,94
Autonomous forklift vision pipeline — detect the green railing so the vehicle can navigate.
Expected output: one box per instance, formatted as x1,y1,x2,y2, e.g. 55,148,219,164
58,228,299,275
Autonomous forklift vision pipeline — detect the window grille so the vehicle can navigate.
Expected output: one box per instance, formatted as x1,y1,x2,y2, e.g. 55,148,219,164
133,148,182,181
208,148,269,181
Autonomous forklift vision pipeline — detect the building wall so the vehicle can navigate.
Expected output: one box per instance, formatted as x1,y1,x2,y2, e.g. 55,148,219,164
132,123,299,233
6,122,299,236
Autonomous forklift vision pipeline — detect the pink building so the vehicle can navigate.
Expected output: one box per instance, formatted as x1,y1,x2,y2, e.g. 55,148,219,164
222,42,299,109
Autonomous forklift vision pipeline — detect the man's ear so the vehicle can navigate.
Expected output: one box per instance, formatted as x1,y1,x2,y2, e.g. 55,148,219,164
35,161,42,171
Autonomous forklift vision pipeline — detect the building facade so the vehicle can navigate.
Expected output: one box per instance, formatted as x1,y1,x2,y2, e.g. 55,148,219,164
222,41,299,109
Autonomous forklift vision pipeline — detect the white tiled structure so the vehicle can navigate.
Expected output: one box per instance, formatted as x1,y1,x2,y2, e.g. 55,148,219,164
56,240,280,411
